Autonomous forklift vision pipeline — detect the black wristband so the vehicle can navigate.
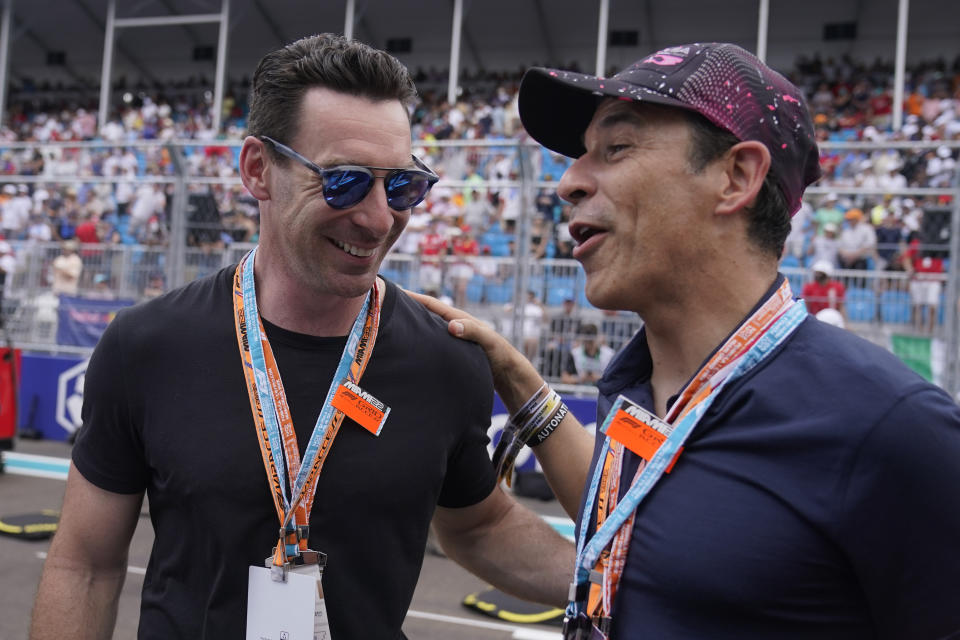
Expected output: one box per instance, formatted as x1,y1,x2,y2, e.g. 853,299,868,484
528,402,569,447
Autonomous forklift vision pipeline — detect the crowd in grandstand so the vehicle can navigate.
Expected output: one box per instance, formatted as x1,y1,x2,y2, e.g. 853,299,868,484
0,54,957,375
0,55,956,250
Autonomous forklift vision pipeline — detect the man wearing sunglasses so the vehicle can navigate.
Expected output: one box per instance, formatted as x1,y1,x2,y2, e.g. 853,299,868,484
32,34,572,640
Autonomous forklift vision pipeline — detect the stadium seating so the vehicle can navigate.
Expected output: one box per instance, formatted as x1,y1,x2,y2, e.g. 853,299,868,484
879,290,911,324
845,287,876,323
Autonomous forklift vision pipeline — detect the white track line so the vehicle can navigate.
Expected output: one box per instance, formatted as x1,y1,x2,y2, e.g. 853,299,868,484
1,452,70,480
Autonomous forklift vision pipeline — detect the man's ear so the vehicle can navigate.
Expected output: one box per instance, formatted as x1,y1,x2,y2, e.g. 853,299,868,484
715,141,771,216
238,136,272,201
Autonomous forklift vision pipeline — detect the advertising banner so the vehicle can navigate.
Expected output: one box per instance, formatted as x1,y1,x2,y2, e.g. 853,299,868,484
55,296,134,347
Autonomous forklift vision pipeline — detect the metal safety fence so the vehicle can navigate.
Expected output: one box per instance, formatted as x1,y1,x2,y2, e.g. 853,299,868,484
0,139,957,398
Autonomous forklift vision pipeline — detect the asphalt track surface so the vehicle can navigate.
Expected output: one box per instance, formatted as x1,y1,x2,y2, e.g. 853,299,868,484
0,438,568,640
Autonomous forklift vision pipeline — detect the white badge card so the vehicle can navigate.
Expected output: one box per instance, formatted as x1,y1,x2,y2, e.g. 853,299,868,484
246,565,332,640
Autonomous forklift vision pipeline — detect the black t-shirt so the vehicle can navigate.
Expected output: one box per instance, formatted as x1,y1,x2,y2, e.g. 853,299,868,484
73,266,497,639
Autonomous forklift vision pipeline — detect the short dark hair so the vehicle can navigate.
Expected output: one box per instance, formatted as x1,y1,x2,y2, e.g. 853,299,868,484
247,34,418,155
682,111,791,259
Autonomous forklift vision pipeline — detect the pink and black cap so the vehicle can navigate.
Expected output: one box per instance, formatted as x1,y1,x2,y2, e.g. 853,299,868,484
518,42,821,214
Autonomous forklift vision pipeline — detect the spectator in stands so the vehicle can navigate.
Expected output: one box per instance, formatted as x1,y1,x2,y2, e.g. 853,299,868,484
1,183,30,239
924,146,956,188
141,272,165,300
837,208,876,271
802,260,847,319
26,211,53,243
86,273,116,300
0,240,16,291
52,192,79,241
502,288,545,363
810,82,835,113
867,197,888,227
541,297,582,380
906,249,945,335
814,192,844,232
600,308,642,353
550,297,582,346
418,217,448,292
74,211,101,245
449,228,479,307
808,221,840,268
128,183,166,241
874,211,906,271
569,322,614,385
546,345,578,383
462,188,494,233
50,239,82,296
878,163,907,192
0,184,16,238
395,205,429,255
535,185,563,222
428,185,459,222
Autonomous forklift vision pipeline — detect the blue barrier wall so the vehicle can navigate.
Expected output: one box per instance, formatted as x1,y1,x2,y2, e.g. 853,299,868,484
18,353,88,441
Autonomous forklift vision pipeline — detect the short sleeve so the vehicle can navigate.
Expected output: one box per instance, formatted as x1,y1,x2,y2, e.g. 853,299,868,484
435,344,497,509
72,312,149,494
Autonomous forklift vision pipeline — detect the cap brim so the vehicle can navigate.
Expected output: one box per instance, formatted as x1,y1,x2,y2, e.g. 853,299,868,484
518,67,693,158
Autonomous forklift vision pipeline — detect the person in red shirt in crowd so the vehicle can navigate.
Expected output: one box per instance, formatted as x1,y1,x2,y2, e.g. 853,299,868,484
73,211,106,279
802,260,846,319
903,237,945,334
449,227,479,307
74,211,102,244
867,87,893,128
418,218,448,293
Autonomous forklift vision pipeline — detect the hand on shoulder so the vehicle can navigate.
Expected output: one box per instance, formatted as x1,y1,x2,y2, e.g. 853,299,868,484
406,291,545,411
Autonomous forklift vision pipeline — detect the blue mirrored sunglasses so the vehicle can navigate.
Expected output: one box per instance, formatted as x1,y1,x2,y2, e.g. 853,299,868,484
260,136,439,211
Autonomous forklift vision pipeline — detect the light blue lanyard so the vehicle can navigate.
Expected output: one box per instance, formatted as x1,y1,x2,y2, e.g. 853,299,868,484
240,247,371,520
570,300,808,616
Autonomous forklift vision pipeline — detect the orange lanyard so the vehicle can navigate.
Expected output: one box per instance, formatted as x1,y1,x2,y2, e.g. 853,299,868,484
591,280,797,618
233,249,382,564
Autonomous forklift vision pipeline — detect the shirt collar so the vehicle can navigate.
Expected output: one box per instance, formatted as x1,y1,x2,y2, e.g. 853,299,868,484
597,273,787,401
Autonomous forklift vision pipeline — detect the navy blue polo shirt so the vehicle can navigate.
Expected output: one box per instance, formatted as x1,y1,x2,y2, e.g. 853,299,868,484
579,284,960,639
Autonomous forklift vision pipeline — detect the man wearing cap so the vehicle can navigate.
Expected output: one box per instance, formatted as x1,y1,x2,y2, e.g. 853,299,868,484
814,192,844,233
50,239,83,296
1,183,30,240
838,207,877,271
416,42,960,639
808,220,840,267
801,260,846,318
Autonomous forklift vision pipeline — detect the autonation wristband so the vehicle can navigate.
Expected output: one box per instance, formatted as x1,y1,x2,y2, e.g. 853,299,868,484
492,384,569,485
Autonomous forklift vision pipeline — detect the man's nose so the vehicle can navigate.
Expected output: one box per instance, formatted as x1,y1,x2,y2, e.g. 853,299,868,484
351,179,397,237
557,156,596,205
